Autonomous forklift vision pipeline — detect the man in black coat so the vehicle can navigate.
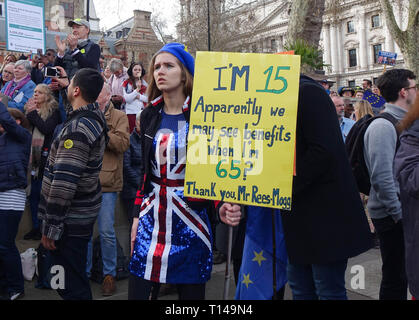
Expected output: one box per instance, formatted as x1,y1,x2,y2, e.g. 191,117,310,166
54,19,101,79
281,74,373,300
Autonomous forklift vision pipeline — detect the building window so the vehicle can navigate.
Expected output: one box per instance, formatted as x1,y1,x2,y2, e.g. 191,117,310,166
348,49,357,67
271,39,277,51
371,14,380,28
116,31,123,39
0,3,3,17
347,21,355,33
373,44,382,64
373,77,379,84
348,80,356,87
145,15,150,20
123,28,130,37
60,2,74,18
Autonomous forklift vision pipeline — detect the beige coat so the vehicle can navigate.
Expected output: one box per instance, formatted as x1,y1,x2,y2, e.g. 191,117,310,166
99,102,130,192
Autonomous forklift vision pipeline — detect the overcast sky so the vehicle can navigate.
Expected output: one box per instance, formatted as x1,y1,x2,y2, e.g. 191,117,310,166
92,0,254,37
92,0,181,36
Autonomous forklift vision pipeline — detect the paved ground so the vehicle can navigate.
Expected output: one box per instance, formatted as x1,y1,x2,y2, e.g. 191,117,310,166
15,224,388,300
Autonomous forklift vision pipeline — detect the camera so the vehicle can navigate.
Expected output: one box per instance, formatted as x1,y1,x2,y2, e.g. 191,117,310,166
44,67,61,78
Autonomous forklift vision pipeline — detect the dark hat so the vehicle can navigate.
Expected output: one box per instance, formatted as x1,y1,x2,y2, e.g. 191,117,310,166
68,18,90,29
338,86,355,96
7,108,30,130
354,86,364,93
158,43,195,76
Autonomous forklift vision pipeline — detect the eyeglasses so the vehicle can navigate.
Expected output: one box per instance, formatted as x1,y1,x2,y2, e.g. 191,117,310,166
46,53,54,57
404,86,418,91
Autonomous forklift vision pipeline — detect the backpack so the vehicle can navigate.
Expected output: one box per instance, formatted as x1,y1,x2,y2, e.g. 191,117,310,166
345,112,400,195
35,243,53,289
90,236,130,284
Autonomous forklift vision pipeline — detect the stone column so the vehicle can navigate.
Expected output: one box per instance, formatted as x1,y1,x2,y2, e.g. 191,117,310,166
330,22,339,74
385,25,395,53
359,10,368,70
322,24,331,70
336,22,344,74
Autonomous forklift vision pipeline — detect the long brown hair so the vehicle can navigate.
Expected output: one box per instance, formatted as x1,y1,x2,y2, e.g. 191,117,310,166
398,94,419,132
146,52,193,104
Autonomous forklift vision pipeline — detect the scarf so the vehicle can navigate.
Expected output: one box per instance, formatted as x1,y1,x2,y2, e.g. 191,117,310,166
29,125,45,179
3,74,31,98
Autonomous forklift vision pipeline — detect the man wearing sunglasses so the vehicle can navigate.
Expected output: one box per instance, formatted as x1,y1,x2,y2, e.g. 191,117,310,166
30,49,57,85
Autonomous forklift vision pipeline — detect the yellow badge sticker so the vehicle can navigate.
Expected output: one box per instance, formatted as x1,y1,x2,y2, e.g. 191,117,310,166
64,139,74,149
80,48,86,54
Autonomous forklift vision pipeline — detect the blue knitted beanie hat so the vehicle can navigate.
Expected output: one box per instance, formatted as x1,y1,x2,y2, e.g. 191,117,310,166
158,43,195,76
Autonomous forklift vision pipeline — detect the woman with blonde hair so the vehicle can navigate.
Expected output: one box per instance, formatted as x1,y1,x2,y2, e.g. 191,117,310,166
394,92,419,300
353,100,374,122
23,84,62,240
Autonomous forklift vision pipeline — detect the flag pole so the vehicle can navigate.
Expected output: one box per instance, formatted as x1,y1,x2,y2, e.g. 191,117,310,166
272,208,278,300
223,225,234,300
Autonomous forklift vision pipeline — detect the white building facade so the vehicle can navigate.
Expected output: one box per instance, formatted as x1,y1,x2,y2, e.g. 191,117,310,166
179,0,409,89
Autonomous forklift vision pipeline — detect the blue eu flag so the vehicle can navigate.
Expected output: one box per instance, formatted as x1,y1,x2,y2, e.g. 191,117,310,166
363,90,386,109
235,206,287,300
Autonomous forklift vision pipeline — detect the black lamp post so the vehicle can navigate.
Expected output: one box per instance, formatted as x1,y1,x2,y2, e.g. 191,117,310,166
207,0,211,51
86,0,90,21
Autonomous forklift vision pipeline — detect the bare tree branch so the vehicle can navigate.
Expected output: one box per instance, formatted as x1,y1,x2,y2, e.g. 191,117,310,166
379,0,406,46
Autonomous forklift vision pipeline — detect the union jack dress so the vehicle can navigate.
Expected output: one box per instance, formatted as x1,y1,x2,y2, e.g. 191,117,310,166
129,109,213,284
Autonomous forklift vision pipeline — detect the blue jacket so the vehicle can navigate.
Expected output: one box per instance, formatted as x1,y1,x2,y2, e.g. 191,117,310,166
122,129,142,199
0,102,32,191
1,79,36,112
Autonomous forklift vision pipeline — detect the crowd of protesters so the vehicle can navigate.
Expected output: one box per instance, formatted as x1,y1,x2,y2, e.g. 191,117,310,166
0,16,419,302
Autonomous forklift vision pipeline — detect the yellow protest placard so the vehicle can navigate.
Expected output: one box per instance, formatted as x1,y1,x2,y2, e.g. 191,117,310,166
184,51,301,210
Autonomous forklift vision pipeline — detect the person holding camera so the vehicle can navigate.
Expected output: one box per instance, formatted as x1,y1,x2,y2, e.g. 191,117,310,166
54,19,100,80
30,49,56,85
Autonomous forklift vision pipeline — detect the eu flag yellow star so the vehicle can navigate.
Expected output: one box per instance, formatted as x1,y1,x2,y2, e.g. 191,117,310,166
252,250,267,267
242,273,253,289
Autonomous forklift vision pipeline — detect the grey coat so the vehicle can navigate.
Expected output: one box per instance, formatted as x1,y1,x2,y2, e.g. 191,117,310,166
394,119,419,299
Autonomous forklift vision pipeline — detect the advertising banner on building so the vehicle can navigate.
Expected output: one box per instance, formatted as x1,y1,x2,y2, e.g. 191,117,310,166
184,51,301,210
5,0,46,53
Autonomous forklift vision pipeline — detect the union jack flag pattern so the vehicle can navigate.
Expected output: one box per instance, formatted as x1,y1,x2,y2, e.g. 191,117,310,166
129,112,213,284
